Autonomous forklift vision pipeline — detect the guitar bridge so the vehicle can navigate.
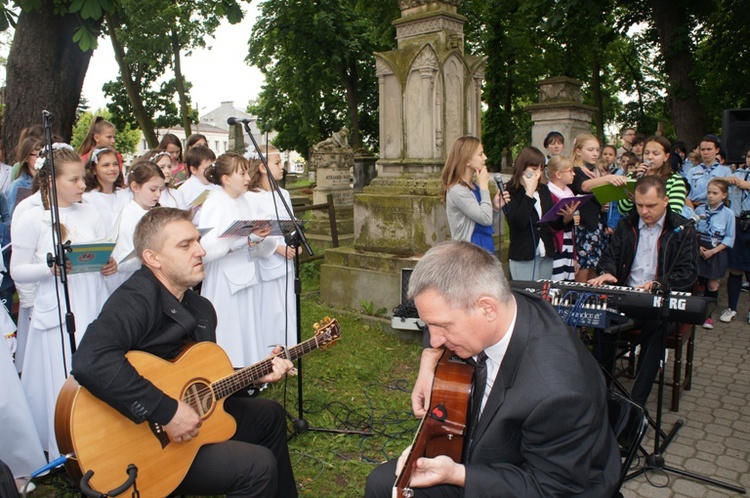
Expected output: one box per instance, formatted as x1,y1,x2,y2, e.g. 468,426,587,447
149,422,171,449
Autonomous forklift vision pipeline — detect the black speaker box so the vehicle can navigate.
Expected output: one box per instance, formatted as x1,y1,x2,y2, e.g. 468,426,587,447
722,109,750,164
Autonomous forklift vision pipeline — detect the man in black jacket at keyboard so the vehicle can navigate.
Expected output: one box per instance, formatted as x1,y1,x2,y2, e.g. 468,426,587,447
589,176,698,406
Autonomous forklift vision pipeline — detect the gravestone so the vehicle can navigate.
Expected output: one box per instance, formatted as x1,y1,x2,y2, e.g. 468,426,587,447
527,76,597,157
321,0,485,311
307,128,355,248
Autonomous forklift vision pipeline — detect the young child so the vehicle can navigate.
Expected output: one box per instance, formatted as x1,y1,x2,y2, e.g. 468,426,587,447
106,162,165,294
77,116,123,168
82,147,131,240
631,134,646,161
175,145,221,225
546,155,580,282
720,147,750,323
186,133,209,150
11,146,115,458
695,178,735,329
506,147,568,280
441,136,502,253
245,146,299,356
198,153,274,367
543,131,565,162
6,136,42,216
158,133,187,186
570,133,628,282
602,145,621,175
136,149,179,207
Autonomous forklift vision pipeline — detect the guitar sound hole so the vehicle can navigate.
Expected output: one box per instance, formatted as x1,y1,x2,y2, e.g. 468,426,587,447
184,381,214,417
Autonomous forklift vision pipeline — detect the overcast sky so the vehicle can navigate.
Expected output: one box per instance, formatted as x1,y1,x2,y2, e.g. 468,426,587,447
81,4,265,116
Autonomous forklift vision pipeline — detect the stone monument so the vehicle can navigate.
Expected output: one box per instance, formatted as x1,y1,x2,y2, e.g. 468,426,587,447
527,76,597,157
321,0,485,311
307,128,355,248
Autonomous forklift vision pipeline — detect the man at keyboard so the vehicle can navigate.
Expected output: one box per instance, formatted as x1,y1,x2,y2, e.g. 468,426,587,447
589,176,697,406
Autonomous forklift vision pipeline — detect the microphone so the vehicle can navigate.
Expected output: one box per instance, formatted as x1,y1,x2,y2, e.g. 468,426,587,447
637,159,651,178
674,214,700,233
494,173,508,214
227,117,251,126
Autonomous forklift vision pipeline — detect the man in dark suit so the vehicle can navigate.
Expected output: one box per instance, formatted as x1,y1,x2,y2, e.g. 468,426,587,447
365,241,620,497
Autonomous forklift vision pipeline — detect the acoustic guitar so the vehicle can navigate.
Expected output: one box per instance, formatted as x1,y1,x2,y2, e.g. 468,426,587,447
393,348,474,498
55,317,340,498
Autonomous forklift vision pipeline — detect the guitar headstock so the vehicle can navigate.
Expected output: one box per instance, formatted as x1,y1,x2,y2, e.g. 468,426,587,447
313,317,341,349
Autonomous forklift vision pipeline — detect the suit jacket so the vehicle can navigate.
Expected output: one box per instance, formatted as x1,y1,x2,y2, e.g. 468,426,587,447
464,291,620,497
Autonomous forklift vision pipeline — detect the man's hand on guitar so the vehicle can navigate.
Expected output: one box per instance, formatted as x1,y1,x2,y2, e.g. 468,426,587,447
258,346,295,384
164,400,202,444
405,455,466,488
411,348,443,417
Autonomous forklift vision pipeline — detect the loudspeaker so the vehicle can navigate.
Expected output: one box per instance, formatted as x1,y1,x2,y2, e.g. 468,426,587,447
722,109,750,164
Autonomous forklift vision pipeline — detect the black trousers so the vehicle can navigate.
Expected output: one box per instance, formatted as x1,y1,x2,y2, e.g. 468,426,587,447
595,319,675,407
173,396,297,498
365,459,462,498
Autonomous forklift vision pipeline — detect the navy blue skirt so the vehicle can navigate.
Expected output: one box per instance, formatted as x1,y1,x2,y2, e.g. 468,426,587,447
728,218,750,270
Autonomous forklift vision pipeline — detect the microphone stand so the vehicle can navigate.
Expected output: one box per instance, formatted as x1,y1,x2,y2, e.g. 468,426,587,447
625,224,745,494
42,111,78,362
238,121,368,438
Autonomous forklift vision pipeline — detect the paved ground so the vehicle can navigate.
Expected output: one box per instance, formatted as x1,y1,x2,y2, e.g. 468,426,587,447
619,291,750,497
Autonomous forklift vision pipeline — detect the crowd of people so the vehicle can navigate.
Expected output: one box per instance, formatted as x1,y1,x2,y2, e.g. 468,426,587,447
0,118,300,495
443,128,750,329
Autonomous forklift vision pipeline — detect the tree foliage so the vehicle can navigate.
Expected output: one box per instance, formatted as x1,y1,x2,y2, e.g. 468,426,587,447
247,0,399,157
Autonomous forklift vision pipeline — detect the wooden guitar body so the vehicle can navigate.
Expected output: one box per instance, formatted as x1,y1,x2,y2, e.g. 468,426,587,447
55,317,340,498
393,349,475,498
56,342,236,497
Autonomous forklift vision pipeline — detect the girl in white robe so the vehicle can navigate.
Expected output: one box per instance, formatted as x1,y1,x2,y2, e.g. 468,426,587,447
11,147,116,459
82,147,131,241
199,153,274,367
135,149,179,208
106,162,166,294
0,305,46,484
175,145,221,226
245,146,299,357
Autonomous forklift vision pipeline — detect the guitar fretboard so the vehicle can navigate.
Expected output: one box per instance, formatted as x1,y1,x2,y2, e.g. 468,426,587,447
211,332,329,399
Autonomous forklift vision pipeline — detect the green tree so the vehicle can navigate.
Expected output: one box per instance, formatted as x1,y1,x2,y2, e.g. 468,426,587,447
1,0,112,157
247,0,399,156
103,0,247,147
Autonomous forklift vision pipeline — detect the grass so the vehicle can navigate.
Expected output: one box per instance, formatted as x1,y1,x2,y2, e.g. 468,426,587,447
33,295,423,497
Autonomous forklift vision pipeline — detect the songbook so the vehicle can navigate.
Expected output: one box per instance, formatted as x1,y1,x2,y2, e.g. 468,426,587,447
590,180,636,205
189,190,211,208
539,194,594,223
68,242,116,274
219,219,306,238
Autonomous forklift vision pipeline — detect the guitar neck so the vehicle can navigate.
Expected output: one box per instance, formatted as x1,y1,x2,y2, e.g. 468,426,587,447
211,335,322,400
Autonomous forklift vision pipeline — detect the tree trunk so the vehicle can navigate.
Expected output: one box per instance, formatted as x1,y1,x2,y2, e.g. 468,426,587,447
171,27,192,137
107,13,158,148
648,0,707,146
344,59,362,149
590,55,604,142
3,6,100,161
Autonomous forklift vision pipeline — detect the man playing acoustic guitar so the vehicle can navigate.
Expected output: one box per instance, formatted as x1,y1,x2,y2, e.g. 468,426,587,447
366,241,620,497
71,208,298,497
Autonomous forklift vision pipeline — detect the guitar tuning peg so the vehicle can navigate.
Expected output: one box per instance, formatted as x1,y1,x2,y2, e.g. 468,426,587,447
313,322,320,330
324,316,331,323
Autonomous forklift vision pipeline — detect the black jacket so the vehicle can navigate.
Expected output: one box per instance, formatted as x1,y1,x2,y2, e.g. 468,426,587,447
596,209,698,291
71,267,218,425
506,183,564,261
